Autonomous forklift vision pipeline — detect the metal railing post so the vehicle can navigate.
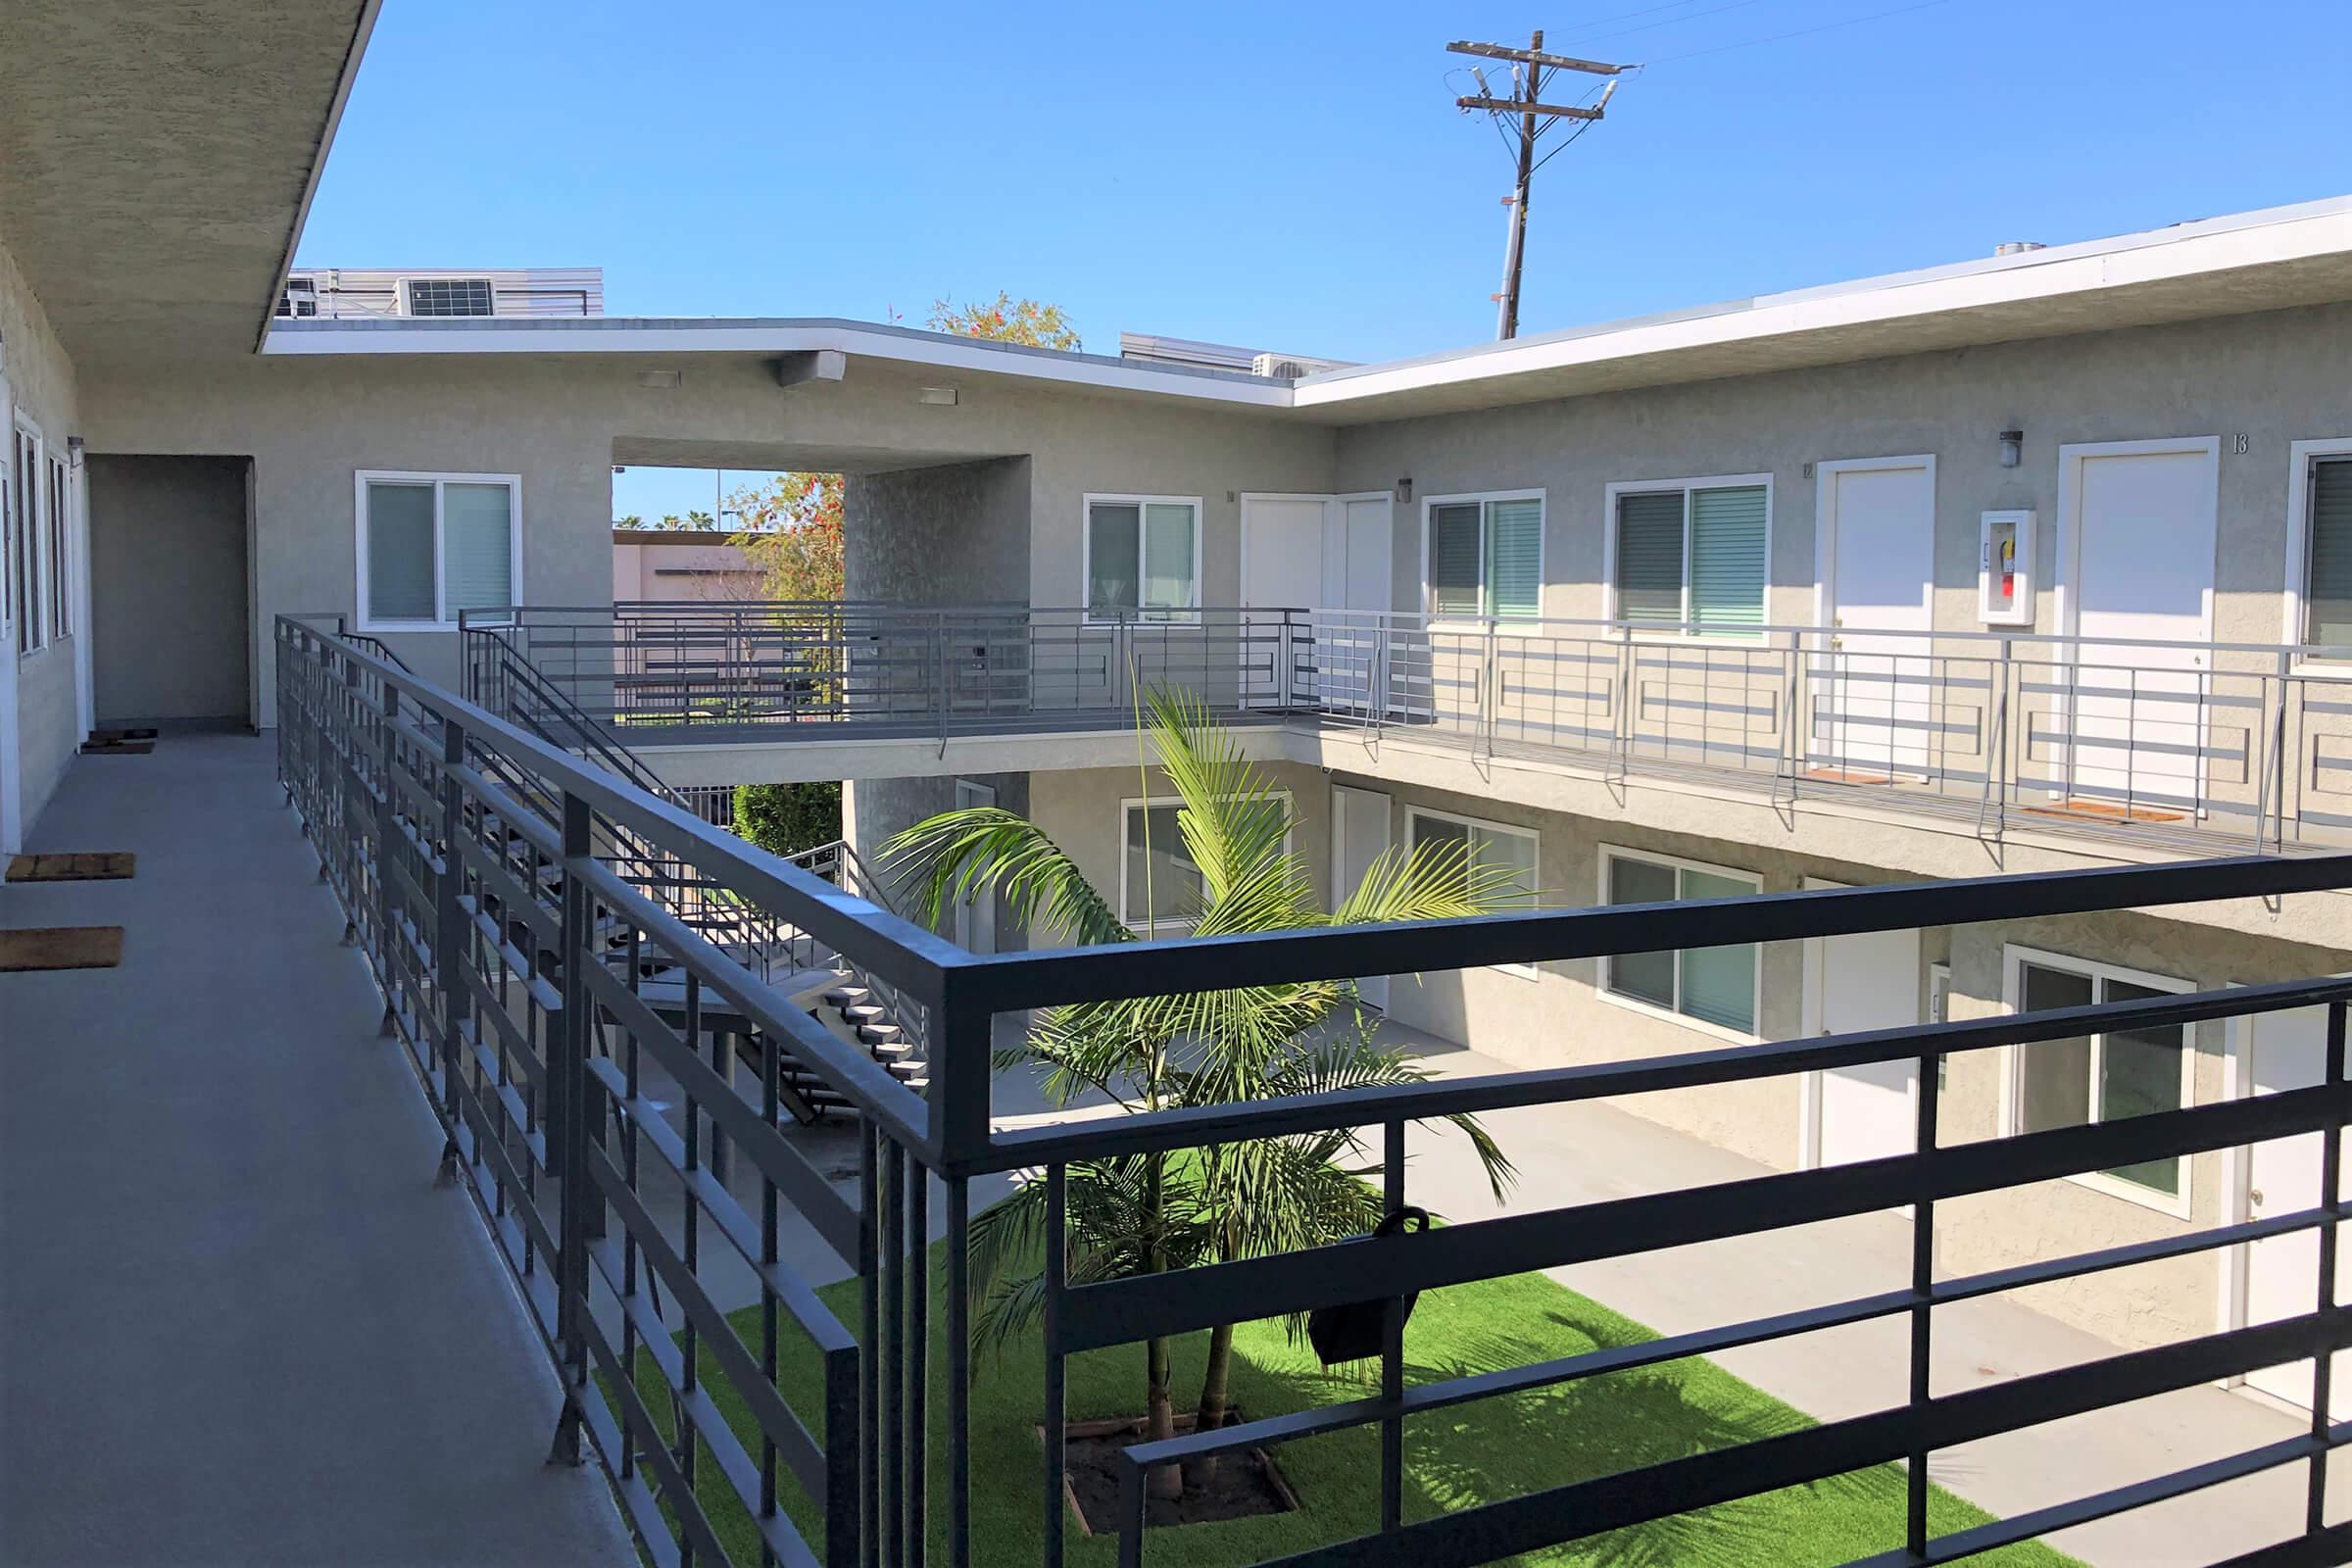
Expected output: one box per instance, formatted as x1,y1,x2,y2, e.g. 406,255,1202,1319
1381,1117,1407,1533
434,712,467,1185
2309,998,2346,1534
374,684,403,1037
1907,1044,1942,1557
545,787,595,1466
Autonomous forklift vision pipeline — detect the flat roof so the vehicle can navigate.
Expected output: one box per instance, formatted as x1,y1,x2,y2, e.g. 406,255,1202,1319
264,195,2352,423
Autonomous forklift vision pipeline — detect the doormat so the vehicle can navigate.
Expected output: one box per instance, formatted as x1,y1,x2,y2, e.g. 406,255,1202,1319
0,926,125,971
87,727,158,745
6,852,136,883
2022,799,2186,825
81,740,154,756
1804,766,1894,786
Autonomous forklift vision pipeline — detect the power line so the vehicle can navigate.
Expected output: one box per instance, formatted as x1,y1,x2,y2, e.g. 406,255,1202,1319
1552,0,1747,38
1447,31,1630,341
1642,0,1953,65
1567,0,1777,49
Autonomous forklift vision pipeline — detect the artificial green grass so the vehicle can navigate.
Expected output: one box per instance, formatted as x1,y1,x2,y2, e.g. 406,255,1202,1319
627,1256,2080,1567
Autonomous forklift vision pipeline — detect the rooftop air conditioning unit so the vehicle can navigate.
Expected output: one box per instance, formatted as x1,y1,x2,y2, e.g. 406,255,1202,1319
1251,352,1353,379
277,276,320,318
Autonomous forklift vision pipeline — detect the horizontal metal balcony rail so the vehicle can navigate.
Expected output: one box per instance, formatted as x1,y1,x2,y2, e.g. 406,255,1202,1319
473,600,2352,858
279,614,2352,1567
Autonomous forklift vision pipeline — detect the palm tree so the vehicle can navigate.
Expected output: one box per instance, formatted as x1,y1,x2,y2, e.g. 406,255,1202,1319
883,686,1521,1499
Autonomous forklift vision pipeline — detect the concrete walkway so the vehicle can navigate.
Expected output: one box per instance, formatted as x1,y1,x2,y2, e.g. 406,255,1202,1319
0,735,631,1567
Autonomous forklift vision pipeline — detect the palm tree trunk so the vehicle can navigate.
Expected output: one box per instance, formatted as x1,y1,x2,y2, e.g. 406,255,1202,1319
1185,1321,1236,1489
1145,1334,1182,1500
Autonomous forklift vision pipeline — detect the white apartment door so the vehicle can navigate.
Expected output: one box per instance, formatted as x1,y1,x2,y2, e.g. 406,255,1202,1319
1331,784,1393,1009
2243,1004,2349,1415
1803,879,1922,1168
952,780,996,954
2061,442,2218,812
0,358,21,856
1240,495,1327,708
1321,494,1396,714
1818,458,1936,775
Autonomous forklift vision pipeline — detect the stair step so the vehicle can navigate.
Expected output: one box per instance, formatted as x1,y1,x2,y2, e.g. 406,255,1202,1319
841,1004,887,1024
823,986,869,1007
857,1023,902,1044
866,1040,913,1059
896,1076,930,1093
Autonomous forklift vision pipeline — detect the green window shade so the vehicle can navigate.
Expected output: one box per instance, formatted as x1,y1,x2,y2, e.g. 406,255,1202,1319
1689,485,1767,629
1088,503,1140,612
1605,855,1678,1008
2305,459,2352,649
367,482,437,621
1615,491,1685,625
1676,867,1757,1032
1428,503,1483,617
1486,499,1542,619
1125,803,1201,925
442,483,514,615
1142,503,1196,612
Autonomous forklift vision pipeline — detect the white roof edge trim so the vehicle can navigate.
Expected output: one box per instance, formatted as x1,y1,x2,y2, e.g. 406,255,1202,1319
1291,200,2352,407
262,319,1297,407
259,197,2352,415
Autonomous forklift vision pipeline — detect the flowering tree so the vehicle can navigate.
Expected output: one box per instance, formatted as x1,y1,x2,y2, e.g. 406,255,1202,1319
726,472,845,601
927,291,1082,351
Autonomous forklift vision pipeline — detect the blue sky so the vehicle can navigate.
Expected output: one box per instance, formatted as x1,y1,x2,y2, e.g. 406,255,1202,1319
298,0,2352,521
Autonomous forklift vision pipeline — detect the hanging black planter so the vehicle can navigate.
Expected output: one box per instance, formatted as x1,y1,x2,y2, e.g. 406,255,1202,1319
1305,1206,1431,1366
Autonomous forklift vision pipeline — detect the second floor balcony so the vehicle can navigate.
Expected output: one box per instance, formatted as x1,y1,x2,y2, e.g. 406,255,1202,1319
464,601,2352,861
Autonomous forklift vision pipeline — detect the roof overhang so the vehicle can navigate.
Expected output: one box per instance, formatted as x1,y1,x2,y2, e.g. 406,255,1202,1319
0,1,378,371
258,196,2352,426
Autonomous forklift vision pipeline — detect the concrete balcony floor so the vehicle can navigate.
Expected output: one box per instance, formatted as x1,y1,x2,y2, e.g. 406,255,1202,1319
0,734,631,1567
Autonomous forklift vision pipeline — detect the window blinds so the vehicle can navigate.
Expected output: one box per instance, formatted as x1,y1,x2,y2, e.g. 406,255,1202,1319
1427,503,1483,617
1087,503,1141,612
366,482,437,621
2306,459,2352,649
1486,498,1542,619
1615,491,1686,624
1690,485,1767,629
442,483,514,615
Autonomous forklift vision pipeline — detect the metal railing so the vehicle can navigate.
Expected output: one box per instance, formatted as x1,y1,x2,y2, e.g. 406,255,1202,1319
277,612,2352,1568
475,601,2352,858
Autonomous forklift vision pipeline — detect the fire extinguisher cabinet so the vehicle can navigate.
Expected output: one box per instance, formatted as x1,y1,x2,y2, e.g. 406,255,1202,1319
1978,509,2035,625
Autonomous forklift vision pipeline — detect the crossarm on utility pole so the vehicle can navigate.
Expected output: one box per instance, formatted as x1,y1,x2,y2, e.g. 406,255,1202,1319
1446,39,1623,75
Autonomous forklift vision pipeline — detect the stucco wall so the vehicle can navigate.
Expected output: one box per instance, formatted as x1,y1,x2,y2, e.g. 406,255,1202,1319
846,457,1030,605
1333,300,2352,648
843,771,1031,950
0,216,85,843
78,352,1338,726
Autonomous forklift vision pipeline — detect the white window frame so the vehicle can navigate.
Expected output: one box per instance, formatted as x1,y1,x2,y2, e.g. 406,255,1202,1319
1600,472,1774,640
11,416,47,656
1418,488,1545,628
44,447,70,643
1595,843,1764,1042
1404,804,1542,979
2280,437,2352,669
1081,493,1203,626
354,470,524,632
399,275,498,318
1998,944,2195,1220
1117,791,1292,933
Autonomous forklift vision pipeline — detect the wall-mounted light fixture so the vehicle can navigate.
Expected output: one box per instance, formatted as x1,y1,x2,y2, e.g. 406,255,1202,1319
1998,428,2025,469
1395,477,1413,504
917,386,959,407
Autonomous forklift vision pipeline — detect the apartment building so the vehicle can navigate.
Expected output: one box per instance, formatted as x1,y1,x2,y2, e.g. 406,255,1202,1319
2,0,2345,1424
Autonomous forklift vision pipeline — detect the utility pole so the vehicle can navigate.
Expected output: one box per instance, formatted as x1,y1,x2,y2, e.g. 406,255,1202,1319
1450,32,1626,340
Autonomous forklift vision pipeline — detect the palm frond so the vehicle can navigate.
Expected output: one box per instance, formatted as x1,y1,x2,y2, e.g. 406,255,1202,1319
879,806,1130,947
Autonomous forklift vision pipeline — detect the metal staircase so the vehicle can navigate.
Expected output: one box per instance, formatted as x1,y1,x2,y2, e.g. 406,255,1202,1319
389,624,931,1123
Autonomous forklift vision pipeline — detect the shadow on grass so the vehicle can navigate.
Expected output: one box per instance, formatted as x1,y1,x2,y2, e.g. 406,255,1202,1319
604,1261,2078,1568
